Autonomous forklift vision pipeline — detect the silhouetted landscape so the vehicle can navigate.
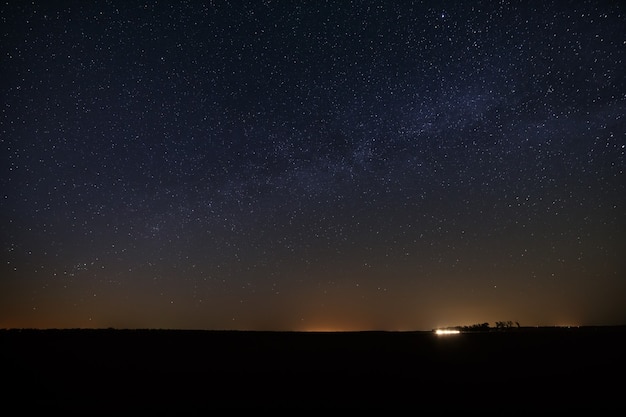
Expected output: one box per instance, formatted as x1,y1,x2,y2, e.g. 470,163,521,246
3,325,625,412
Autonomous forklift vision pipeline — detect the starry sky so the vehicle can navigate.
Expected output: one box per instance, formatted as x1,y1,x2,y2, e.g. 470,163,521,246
1,0,625,331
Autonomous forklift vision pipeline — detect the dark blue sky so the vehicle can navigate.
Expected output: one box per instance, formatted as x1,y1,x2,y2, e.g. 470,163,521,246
1,0,625,331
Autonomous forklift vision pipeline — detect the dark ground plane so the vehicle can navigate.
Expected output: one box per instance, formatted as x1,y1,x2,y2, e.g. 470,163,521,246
2,326,625,413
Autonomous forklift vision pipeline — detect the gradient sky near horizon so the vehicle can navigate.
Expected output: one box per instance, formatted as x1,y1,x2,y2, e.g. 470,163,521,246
1,0,625,331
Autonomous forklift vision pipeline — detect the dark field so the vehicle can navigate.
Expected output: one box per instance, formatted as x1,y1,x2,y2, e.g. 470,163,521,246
2,326,625,413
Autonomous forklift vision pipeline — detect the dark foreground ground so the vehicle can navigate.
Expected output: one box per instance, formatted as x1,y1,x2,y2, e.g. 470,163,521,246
2,326,625,413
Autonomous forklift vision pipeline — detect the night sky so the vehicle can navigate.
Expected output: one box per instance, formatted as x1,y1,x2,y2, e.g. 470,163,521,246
1,0,625,331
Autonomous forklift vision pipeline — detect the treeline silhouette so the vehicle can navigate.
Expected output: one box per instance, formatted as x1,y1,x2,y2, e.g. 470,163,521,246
444,320,522,332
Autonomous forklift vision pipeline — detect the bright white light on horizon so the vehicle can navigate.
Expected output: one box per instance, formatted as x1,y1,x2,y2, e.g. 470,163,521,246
435,329,460,335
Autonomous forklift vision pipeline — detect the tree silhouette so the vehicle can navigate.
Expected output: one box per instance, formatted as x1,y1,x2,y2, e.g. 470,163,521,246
494,321,517,330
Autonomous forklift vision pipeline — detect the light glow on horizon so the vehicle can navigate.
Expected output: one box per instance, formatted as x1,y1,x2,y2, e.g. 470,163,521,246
435,329,461,335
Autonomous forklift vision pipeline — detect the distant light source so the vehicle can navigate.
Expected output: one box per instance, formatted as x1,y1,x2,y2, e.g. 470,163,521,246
435,329,460,335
